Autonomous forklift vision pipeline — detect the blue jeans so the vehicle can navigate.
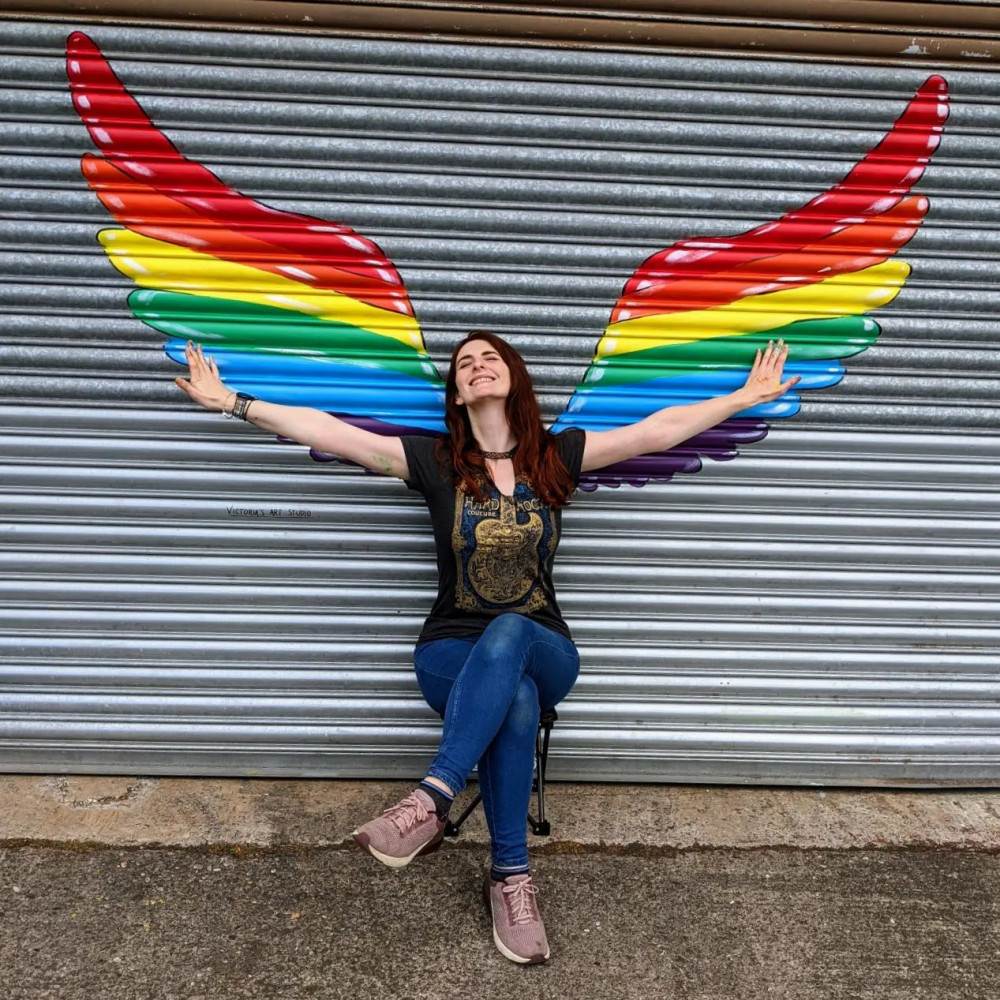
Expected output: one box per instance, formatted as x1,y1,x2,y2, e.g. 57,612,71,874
413,613,580,873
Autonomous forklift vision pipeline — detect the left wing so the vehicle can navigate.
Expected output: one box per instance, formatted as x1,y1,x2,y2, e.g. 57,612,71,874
553,76,949,490
66,31,446,446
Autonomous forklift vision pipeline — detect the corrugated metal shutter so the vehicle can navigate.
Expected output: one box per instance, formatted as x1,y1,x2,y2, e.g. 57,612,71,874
1,18,998,784
5,1,1000,65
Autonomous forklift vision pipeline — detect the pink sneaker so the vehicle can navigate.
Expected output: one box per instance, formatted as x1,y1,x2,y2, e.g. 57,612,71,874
482,872,551,964
351,788,445,869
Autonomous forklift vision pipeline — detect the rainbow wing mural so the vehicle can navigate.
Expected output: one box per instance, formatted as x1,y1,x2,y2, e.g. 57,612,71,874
552,75,949,488
65,31,445,435
66,32,948,488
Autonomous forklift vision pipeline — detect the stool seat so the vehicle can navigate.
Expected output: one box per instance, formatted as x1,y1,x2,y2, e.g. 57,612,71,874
443,707,558,839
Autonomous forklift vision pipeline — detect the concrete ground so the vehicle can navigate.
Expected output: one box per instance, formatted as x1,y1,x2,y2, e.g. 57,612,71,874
2,777,1000,999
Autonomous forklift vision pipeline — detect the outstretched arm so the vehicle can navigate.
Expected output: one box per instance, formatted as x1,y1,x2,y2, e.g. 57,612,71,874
580,338,801,473
176,341,409,480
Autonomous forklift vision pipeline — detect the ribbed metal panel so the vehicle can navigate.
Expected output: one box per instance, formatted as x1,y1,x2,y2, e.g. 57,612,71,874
4,1,1000,66
1,20,999,783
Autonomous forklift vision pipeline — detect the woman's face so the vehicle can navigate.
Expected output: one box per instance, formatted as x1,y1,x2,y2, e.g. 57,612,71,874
453,339,512,407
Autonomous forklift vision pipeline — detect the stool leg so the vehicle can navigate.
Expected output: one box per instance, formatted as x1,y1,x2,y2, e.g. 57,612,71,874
450,710,559,839
444,790,482,838
528,709,557,836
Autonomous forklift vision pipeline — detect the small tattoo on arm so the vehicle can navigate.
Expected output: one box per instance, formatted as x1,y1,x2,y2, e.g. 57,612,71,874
372,454,393,476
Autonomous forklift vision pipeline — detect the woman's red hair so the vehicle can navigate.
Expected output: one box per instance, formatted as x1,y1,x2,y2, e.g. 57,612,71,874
437,331,576,508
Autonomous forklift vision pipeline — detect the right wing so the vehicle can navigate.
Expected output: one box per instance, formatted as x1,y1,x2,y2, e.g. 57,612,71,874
553,75,948,489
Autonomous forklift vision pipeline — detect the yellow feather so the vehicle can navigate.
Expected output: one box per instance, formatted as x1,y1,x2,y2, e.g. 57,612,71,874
98,229,424,352
598,260,910,359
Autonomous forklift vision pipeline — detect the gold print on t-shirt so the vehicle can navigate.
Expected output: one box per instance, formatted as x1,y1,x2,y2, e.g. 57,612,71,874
468,494,543,604
452,483,552,613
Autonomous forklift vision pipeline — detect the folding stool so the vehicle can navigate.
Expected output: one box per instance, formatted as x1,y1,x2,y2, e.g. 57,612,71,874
443,707,558,838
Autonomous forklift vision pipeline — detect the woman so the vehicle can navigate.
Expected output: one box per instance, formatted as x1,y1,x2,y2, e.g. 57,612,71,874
176,330,798,964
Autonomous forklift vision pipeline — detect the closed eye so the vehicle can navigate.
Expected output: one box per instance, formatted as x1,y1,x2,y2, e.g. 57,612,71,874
459,353,500,368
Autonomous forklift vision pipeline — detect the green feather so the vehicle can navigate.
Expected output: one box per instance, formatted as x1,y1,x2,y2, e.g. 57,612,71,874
129,289,441,384
583,316,879,387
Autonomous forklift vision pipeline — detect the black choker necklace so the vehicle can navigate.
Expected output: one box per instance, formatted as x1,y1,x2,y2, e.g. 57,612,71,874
477,444,518,460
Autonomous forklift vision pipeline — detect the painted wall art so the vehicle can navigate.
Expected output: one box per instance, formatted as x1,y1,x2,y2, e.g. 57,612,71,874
65,31,949,490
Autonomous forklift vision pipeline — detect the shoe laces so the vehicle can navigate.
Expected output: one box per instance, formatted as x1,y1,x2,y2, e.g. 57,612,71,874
382,791,431,834
502,876,540,925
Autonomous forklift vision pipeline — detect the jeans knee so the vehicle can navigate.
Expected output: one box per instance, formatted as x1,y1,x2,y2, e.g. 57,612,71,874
503,676,540,739
479,613,534,656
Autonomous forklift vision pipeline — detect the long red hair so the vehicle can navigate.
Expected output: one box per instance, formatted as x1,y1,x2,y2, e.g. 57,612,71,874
437,331,576,508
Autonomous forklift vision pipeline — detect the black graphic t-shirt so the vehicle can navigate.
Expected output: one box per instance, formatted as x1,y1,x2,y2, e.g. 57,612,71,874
400,428,586,644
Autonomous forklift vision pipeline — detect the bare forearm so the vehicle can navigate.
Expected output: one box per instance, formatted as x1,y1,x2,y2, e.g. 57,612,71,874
178,339,399,478
648,390,753,451
581,340,798,472
235,398,406,476
241,399,344,450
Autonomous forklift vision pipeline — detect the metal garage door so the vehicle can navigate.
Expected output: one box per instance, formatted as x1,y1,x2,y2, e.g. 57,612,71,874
1,9,998,783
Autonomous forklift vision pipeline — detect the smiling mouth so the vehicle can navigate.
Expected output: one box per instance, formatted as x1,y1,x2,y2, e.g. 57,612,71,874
470,375,495,386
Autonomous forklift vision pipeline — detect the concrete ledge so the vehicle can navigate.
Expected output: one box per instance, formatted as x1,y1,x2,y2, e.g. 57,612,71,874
3,776,1000,850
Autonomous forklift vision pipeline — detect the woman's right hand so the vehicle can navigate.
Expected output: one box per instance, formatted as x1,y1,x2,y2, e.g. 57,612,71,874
174,340,235,412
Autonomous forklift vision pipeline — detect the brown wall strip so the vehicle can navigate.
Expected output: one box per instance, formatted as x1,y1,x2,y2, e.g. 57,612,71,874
2,1,999,65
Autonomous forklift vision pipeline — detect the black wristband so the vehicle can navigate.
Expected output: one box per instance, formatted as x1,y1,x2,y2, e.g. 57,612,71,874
233,391,258,421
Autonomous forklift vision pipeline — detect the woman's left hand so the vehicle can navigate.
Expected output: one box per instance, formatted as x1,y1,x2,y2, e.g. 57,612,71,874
733,338,802,406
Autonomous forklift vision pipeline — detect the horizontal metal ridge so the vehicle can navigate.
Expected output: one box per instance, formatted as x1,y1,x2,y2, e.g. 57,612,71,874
5,73,1000,126
4,548,1000,580
1,718,999,753
5,694,1000,729
1,655,998,681
3,607,1000,639
3,500,1000,542
3,593,998,623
